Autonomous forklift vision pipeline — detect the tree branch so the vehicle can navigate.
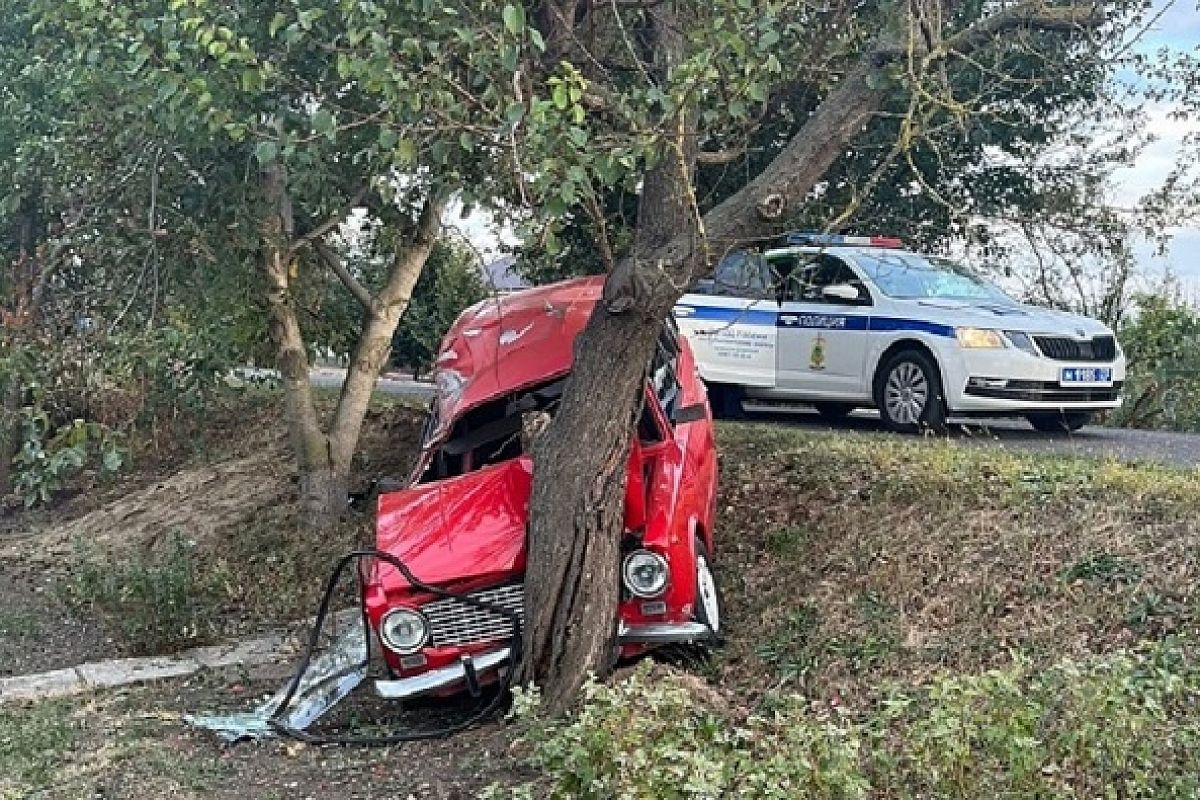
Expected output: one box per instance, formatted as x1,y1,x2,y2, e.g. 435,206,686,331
289,185,369,257
695,1,1108,260
314,237,377,315
696,148,745,166
942,1,1106,56
378,191,447,308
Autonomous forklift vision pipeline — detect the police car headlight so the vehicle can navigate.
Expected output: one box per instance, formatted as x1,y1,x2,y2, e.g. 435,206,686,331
955,327,1005,349
380,608,429,654
623,550,669,598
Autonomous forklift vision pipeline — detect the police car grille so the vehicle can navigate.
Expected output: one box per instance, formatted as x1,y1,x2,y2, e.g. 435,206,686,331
422,584,524,647
1033,335,1116,362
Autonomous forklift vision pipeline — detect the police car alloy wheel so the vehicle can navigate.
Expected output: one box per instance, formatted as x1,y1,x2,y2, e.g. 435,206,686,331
1027,411,1091,433
875,350,947,434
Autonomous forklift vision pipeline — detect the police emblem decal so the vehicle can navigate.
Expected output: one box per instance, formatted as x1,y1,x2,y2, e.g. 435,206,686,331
810,333,827,371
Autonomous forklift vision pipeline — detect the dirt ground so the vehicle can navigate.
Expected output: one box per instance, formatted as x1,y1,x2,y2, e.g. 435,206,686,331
1,662,528,800
0,392,425,675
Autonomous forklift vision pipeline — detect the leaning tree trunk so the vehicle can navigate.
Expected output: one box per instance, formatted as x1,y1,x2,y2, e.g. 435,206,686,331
520,2,700,711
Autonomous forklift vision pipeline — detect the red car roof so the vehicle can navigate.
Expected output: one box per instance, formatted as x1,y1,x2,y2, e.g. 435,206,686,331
430,276,605,429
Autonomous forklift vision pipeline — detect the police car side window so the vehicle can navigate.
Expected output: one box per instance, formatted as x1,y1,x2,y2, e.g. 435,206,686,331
787,256,869,305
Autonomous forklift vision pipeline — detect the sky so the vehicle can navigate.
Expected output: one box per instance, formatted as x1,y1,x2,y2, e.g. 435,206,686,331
454,1,1199,295
1114,0,1200,293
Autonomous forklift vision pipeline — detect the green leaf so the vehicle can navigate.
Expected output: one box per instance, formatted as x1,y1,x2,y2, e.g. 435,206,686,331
297,9,325,31
552,82,569,110
529,28,545,52
255,140,278,164
395,138,417,164
502,4,525,36
313,108,335,136
269,12,287,37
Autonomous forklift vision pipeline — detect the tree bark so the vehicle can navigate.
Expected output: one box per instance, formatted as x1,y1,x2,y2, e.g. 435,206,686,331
260,162,340,528
325,195,445,473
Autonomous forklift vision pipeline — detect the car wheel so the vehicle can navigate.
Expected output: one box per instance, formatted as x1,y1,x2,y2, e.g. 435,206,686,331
693,537,723,637
813,402,855,421
874,349,947,434
1027,411,1091,433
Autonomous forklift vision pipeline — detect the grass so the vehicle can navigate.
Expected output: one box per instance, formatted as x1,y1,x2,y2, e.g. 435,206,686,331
0,609,40,639
714,421,1200,705
0,700,75,795
9,417,1200,796
60,532,220,655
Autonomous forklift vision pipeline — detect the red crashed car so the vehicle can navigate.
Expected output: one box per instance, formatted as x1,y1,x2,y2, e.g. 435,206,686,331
363,276,721,699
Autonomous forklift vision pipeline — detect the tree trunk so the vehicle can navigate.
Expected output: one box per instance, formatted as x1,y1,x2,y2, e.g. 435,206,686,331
261,168,444,529
520,15,899,714
520,1,700,712
259,162,342,529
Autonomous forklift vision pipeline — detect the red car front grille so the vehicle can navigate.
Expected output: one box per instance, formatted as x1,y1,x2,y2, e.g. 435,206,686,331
423,584,525,647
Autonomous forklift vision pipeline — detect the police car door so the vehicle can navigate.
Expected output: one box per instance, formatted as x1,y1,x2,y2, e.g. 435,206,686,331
776,254,872,398
674,251,777,391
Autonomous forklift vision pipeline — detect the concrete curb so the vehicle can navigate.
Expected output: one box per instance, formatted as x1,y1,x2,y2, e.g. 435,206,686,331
0,633,291,704
0,609,360,704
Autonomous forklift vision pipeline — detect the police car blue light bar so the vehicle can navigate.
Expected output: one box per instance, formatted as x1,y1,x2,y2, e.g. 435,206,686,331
784,231,904,248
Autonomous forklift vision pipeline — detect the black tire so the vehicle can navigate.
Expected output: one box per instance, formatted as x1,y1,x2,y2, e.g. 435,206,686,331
813,402,855,421
693,537,723,640
1027,411,1091,433
874,349,947,434
707,383,745,420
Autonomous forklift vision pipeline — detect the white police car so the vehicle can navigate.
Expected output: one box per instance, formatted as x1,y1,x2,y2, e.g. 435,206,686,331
674,233,1126,433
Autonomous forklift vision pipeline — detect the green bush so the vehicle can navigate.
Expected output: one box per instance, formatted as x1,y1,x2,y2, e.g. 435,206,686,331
1113,290,1200,431
61,533,219,654
490,641,1200,799
1,317,236,507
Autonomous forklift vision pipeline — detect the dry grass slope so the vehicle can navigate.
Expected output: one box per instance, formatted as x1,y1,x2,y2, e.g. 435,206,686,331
715,421,1200,705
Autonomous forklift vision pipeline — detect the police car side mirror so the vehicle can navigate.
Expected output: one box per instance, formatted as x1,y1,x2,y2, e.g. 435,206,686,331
822,284,860,302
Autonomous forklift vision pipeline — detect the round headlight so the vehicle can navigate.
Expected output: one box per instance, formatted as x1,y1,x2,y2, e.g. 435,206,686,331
623,550,669,598
380,608,429,654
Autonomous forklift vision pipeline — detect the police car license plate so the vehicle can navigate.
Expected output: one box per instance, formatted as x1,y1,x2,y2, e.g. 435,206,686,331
1060,367,1112,385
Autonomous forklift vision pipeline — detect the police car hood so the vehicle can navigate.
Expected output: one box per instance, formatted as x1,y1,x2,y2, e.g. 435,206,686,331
900,298,1112,336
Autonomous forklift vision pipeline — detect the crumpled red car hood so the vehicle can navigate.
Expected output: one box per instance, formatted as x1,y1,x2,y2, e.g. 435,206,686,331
373,458,531,591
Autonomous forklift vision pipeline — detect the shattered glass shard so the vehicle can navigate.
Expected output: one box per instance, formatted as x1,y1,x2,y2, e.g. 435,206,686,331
184,616,368,743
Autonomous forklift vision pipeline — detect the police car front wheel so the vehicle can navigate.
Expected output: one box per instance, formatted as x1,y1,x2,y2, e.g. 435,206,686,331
874,350,947,434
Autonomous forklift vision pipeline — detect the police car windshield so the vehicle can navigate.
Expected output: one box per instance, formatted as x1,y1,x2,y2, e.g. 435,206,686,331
855,253,1016,304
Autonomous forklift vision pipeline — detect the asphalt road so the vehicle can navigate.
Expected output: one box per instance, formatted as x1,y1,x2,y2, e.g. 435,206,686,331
751,406,1200,469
